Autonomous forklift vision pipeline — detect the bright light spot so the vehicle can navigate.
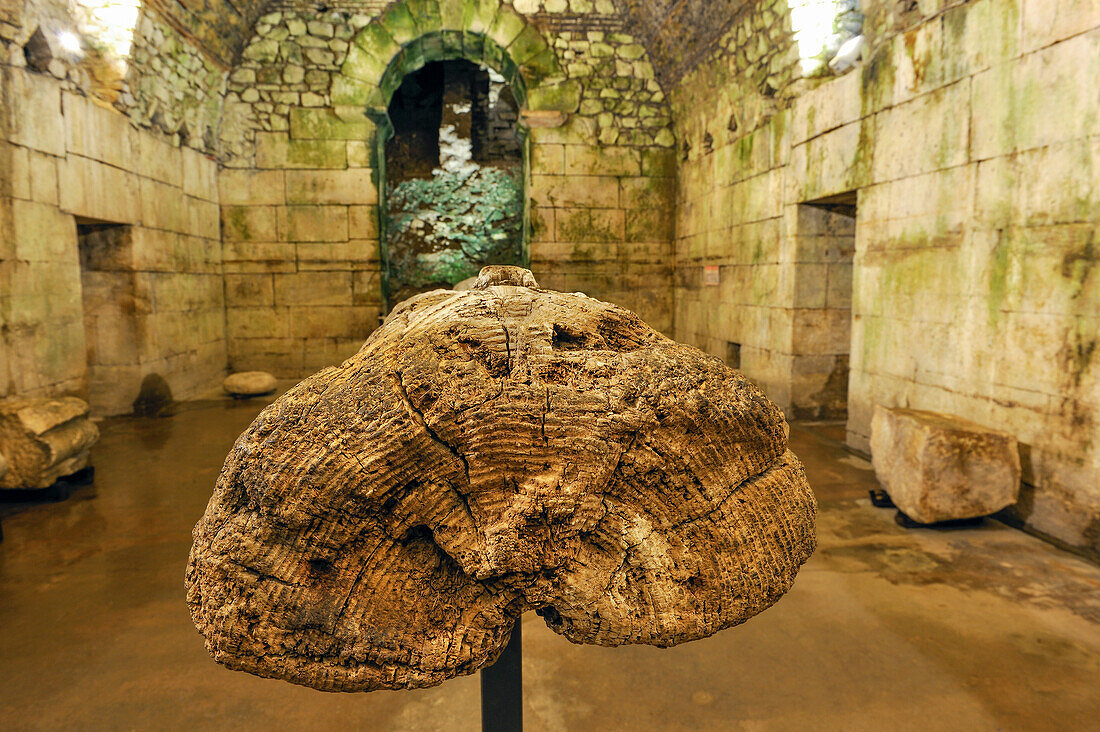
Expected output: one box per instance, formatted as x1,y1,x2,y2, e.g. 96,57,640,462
788,0,862,75
70,0,141,58
57,30,83,54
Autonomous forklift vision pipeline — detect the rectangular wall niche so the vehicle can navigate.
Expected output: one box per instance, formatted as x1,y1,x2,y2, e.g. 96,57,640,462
77,219,143,416
792,192,856,420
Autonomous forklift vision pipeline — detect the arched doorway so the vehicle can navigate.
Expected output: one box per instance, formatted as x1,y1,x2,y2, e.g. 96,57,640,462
380,58,526,309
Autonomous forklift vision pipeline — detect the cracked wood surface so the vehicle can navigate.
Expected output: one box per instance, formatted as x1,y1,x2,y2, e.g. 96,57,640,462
186,267,817,692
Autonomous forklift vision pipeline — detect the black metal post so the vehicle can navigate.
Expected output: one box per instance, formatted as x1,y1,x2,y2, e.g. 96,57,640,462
480,620,522,732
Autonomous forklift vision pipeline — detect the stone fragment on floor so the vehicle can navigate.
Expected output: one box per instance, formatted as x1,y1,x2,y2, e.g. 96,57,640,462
870,405,1021,524
0,397,99,490
223,371,277,397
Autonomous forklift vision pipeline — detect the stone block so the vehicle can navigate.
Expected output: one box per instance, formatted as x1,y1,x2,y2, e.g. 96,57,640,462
224,371,277,397
284,205,348,242
10,148,60,205
289,305,374,339
289,108,376,141
218,170,286,206
0,396,98,490
791,71,861,145
64,92,132,170
296,241,354,270
624,208,674,243
1020,0,1100,53
273,271,352,306
11,199,76,263
348,206,379,240
141,179,188,233
59,155,140,223
331,75,376,107
81,225,136,272
352,269,382,306
347,141,371,168
619,175,675,211
972,33,1100,160
555,207,624,243
4,68,65,156
182,148,218,201
532,143,565,175
790,122,863,203
189,198,221,240
871,406,1021,523
227,306,289,339
225,274,274,307
228,337,304,377
564,145,640,177
641,148,676,178
285,169,377,205
137,131,182,186
793,264,829,308
527,79,582,113
300,337,364,372
532,174,620,209
792,308,850,356
256,134,347,170
872,83,970,183
222,242,297,274
351,21,401,64
221,206,279,242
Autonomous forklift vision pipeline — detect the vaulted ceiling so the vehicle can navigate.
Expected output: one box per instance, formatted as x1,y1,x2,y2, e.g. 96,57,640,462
145,0,750,82
143,0,271,67
614,0,750,84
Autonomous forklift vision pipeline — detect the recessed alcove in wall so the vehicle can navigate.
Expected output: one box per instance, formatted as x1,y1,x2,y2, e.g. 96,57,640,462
382,58,525,308
76,218,142,416
792,191,857,420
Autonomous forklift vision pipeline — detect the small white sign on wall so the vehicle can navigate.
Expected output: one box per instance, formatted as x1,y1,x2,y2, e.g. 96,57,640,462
704,265,720,286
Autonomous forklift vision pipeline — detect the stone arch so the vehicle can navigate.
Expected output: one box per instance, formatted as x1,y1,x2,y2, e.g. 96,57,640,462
332,1,580,126
331,1,581,310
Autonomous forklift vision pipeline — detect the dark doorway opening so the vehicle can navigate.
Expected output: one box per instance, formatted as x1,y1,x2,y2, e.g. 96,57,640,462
793,191,857,420
77,218,142,416
382,59,525,309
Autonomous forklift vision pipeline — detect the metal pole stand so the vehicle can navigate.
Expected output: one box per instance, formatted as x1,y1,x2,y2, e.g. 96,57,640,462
480,620,522,732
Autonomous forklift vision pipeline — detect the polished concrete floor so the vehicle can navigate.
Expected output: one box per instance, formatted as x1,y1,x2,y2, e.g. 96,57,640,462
1,398,1098,731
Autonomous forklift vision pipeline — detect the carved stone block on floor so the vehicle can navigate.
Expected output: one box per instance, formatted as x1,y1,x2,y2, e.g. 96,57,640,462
871,406,1021,524
0,397,99,490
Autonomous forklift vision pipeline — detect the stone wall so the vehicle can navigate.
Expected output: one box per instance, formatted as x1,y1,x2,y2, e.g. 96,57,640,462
217,0,677,378
671,0,1100,558
0,66,225,415
1,0,228,154
671,0,801,406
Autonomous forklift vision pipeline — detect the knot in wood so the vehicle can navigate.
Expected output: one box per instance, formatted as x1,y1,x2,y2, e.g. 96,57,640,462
474,265,539,289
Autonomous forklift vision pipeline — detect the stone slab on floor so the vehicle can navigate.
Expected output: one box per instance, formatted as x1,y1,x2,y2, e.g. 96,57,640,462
871,405,1021,524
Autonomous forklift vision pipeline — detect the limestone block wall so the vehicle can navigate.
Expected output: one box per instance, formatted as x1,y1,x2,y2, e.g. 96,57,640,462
217,0,677,377
528,117,675,331
219,119,381,377
671,0,801,406
0,66,225,415
671,0,1100,558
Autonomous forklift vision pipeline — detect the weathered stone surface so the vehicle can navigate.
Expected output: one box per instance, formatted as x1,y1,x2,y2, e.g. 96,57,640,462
871,406,1021,524
187,266,816,692
0,397,99,490
223,371,278,397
